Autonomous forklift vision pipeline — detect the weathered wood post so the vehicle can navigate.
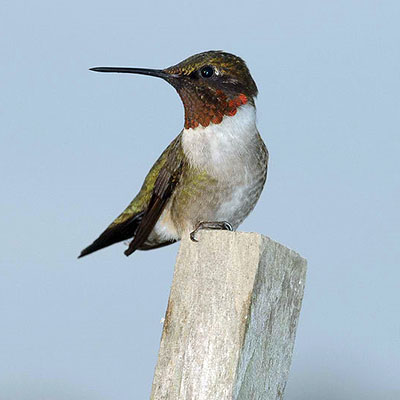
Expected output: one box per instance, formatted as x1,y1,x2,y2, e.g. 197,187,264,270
150,231,307,400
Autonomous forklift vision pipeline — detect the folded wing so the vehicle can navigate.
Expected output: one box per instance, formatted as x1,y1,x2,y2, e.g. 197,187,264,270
78,135,184,258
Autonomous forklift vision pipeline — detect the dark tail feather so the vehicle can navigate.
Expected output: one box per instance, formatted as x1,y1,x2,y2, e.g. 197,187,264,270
78,212,144,258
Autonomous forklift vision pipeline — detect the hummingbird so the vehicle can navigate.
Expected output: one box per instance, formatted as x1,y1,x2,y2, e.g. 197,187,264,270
79,50,268,258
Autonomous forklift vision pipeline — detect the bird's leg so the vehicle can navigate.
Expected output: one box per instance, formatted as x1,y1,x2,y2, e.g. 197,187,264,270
190,221,233,242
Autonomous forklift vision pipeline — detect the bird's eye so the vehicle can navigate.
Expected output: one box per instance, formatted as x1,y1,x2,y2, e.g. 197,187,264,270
200,66,214,78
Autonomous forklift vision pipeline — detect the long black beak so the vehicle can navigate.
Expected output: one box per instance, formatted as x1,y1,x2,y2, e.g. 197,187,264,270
89,67,179,80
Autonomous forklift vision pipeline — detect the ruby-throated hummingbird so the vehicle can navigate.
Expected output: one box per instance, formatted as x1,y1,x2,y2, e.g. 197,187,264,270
79,51,268,258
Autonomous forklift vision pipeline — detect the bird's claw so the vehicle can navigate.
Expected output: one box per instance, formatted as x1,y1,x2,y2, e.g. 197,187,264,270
190,221,233,242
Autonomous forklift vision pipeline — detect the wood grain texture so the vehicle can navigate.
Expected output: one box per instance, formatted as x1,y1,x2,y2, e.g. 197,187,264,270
150,231,307,400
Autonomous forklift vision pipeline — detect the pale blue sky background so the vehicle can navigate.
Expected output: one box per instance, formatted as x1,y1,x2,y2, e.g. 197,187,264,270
1,0,399,399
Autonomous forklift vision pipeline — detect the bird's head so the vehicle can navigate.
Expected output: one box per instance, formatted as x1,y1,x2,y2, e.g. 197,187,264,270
91,50,258,129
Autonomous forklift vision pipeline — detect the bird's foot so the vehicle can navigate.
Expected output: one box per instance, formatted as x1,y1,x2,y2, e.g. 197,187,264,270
190,221,233,242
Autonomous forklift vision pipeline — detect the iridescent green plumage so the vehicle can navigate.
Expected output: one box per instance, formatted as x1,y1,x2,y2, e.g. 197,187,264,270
79,135,185,257
111,136,183,227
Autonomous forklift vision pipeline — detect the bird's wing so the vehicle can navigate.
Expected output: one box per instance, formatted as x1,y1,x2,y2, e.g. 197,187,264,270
124,158,182,256
78,135,184,258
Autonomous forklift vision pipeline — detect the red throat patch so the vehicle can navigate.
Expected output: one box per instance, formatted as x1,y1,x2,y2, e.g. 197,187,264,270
183,92,248,130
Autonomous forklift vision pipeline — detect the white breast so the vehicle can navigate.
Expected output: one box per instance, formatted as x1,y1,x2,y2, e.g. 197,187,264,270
181,103,258,178
181,103,263,228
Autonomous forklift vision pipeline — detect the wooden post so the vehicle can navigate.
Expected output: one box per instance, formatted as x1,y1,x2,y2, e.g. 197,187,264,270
150,231,307,400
